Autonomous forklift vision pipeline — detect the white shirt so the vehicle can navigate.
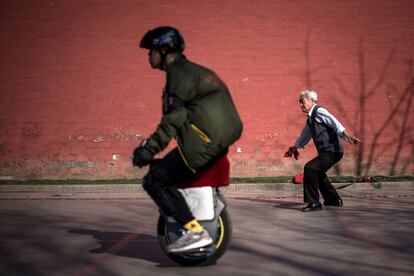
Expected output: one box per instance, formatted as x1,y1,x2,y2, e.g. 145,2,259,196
294,104,346,149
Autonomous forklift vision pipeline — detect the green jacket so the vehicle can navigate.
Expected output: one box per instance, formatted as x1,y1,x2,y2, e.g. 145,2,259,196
146,55,243,172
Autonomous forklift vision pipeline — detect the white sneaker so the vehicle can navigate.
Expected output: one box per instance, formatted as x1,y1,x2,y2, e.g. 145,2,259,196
167,230,213,253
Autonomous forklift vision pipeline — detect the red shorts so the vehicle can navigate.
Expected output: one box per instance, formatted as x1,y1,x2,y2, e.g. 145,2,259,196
177,154,230,189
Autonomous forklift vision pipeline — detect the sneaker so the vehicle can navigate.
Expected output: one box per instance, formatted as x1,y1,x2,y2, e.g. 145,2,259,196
167,230,213,253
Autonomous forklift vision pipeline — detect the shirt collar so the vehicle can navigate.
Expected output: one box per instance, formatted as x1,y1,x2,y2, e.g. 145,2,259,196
308,104,317,117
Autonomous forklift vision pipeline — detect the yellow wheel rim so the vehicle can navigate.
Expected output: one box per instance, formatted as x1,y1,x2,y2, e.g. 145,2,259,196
214,215,225,248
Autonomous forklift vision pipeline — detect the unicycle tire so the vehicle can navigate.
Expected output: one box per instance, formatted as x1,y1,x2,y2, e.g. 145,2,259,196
157,208,232,266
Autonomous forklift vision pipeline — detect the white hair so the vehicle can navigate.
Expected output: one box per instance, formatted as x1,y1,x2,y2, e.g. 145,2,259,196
300,90,318,103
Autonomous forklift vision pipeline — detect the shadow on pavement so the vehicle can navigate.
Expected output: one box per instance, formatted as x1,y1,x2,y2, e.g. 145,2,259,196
68,229,177,267
235,198,303,210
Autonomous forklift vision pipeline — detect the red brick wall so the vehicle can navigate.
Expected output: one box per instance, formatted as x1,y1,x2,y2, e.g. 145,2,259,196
1,0,413,179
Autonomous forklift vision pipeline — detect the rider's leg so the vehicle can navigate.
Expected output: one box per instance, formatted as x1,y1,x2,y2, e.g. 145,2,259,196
142,148,213,251
143,149,207,232
158,148,227,233
142,163,194,224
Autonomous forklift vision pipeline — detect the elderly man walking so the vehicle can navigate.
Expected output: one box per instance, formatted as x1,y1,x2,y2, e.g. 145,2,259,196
285,90,361,212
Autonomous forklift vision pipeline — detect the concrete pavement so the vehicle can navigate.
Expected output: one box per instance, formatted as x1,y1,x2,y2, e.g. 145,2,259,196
0,183,413,275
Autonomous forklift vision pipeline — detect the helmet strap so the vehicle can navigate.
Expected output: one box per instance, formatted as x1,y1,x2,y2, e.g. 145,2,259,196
158,46,169,70
160,52,167,69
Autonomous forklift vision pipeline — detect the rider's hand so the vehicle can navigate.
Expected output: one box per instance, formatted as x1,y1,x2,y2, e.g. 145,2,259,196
132,142,154,167
284,146,299,160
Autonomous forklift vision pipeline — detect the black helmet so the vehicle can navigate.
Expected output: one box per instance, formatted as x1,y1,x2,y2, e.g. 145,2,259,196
139,26,185,52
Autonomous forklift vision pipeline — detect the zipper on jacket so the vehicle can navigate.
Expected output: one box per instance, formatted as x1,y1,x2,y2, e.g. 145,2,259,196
191,124,212,143
177,141,196,173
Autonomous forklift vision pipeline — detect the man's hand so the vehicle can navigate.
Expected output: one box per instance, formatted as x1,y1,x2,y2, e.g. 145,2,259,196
343,131,362,145
284,146,299,160
132,142,154,167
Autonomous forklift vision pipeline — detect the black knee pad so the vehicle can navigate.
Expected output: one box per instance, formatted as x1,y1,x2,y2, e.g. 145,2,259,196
142,165,171,193
141,165,190,222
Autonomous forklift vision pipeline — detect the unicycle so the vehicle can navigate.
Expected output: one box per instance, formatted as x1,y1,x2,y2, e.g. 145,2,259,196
157,186,232,266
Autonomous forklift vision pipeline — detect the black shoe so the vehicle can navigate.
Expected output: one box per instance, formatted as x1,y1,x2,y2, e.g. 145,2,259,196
301,202,322,212
324,198,343,207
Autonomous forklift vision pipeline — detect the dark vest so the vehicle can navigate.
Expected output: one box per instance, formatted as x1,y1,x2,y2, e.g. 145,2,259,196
307,105,343,154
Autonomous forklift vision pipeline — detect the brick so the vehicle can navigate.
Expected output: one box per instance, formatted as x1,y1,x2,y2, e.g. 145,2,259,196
0,0,413,179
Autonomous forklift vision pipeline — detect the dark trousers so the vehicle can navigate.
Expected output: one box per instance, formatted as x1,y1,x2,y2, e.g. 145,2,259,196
303,151,343,203
142,148,223,225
